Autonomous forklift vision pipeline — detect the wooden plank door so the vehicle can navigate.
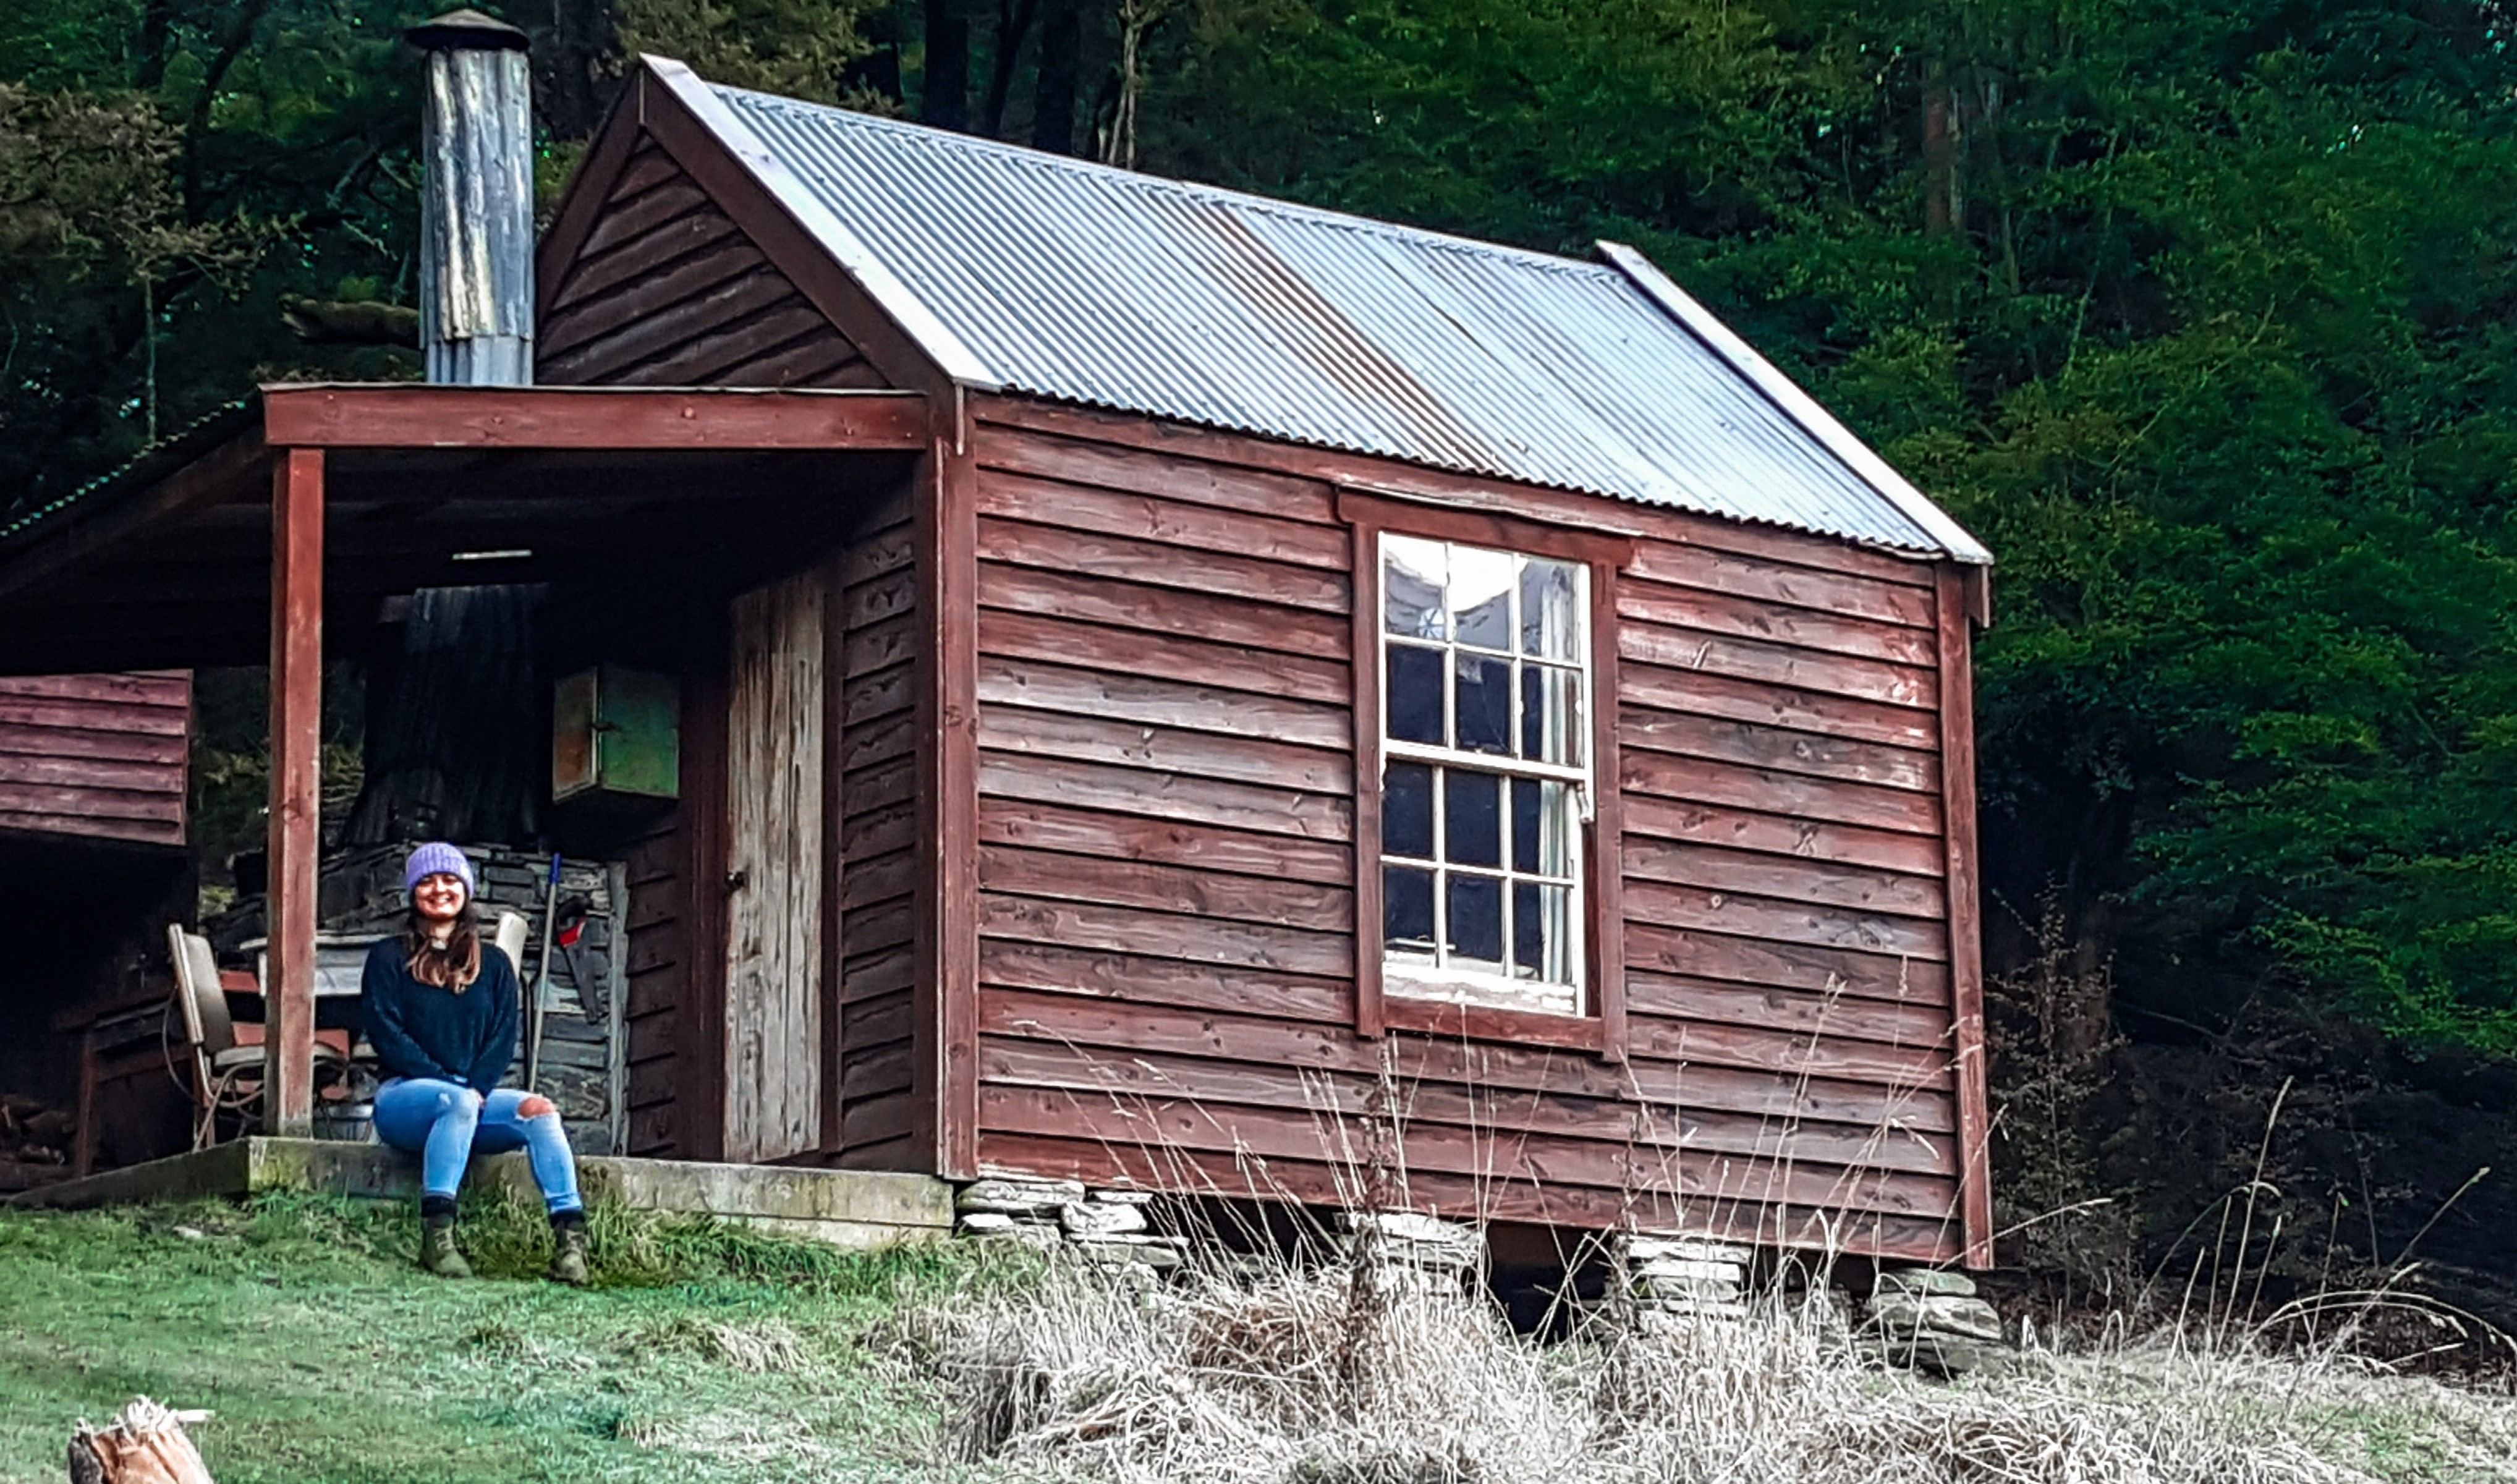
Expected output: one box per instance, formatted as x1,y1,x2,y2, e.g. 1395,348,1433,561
722,570,826,1163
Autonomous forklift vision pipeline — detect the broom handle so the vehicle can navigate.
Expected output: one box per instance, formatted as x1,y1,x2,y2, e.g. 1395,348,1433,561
525,853,561,1090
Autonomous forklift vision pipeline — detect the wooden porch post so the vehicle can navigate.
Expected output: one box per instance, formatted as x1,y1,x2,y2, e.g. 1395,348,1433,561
265,447,324,1135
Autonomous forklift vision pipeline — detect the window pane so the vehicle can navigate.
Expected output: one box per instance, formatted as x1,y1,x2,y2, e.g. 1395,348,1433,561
1511,778,1577,877
1513,882,1574,983
1385,867,1436,957
1455,653,1511,755
1519,558,1582,660
1519,664,1581,765
1385,536,1446,639
1387,643,1445,745
1451,546,1514,651
1446,874,1504,967
1445,768,1501,868
1384,762,1434,859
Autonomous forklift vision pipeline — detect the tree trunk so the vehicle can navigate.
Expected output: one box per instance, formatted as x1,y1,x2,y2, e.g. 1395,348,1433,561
1922,65,1955,239
923,0,971,129
1032,0,1079,154
67,1399,214,1484
541,0,621,142
982,0,1040,137
345,586,543,849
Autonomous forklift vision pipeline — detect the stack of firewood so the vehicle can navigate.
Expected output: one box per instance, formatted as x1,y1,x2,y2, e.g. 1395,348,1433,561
1,1093,72,1193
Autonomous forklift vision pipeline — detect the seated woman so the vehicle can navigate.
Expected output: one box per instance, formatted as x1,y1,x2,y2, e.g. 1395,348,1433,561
361,842,588,1284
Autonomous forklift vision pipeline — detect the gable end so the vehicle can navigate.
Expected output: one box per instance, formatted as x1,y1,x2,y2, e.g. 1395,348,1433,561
539,134,888,389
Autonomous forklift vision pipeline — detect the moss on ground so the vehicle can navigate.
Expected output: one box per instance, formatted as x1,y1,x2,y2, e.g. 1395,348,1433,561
0,1192,997,1484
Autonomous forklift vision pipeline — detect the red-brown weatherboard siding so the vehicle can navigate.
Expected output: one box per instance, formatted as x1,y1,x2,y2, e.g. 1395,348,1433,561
528,91,1991,1261
959,400,1972,1265
0,671,190,847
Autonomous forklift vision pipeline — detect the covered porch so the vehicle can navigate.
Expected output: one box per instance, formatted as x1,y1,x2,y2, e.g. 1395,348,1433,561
0,382,930,1144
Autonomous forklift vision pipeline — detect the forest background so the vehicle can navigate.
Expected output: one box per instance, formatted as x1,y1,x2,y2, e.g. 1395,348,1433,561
6,0,2517,1322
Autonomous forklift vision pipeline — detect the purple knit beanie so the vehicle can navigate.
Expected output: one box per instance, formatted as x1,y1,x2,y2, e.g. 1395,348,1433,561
403,841,477,901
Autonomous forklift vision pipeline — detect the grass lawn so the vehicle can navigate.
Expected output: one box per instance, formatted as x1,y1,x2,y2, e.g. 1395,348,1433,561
0,1192,989,1484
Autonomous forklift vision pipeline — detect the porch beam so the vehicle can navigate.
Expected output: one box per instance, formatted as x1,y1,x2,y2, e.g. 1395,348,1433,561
260,385,929,451
264,447,324,1137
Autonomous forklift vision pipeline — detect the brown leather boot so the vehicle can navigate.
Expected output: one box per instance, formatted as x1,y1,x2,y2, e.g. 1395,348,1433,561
549,1212,590,1286
419,1200,472,1279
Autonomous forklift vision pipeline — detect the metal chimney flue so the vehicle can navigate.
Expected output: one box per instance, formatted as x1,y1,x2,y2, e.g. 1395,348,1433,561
409,9,535,385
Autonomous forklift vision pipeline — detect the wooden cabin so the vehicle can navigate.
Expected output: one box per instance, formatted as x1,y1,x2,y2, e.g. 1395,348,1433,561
0,56,1995,1266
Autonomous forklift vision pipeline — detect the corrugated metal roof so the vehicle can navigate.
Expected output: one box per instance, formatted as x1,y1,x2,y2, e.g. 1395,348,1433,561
662,66,1985,561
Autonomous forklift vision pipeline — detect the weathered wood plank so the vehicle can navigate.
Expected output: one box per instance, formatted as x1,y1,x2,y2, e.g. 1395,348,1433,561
1626,879,1949,961
540,235,761,359
1620,749,1945,837
1626,967,1951,1048
0,692,190,735
0,723,186,765
980,606,1349,705
978,706,1350,794
980,426,1339,525
1622,837,1948,920
977,655,1349,750
977,469,1349,569
721,570,825,1164
977,752,1352,841
618,297,840,387
979,894,1352,977
978,843,1352,929
1620,706,1940,793
981,940,1352,1022
1618,577,1939,664
538,266,797,383
1621,660,1938,751
1620,619,1938,711
976,797,1353,884
0,782,185,823
1624,1012,1953,1090
1622,793,1946,878
844,611,917,677
1625,539,1938,629
577,176,710,258
552,211,744,316
1626,920,1951,1005
843,659,914,726
978,517,1349,614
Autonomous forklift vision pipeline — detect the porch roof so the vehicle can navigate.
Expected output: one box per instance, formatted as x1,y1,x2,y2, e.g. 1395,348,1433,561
0,383,928,674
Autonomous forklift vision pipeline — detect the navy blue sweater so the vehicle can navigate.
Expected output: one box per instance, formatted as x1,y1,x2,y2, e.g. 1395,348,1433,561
359,938,520,1093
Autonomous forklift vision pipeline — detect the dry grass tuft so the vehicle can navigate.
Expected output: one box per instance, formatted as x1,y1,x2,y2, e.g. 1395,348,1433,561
639,1313,813,1374
896,1257,2515,1484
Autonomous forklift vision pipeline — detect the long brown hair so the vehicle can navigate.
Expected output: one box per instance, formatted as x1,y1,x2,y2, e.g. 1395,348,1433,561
402,902,483,992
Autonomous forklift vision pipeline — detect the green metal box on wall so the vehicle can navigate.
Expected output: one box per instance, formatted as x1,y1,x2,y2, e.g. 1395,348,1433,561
553,666,679,802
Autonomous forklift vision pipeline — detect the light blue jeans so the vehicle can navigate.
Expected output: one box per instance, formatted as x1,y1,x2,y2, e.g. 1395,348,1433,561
371,1078,584,1215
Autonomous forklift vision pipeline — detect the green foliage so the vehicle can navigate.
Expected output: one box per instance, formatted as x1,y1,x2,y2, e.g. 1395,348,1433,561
0,1194,1000,1483
619,0,882,104
1135,0,2517,1058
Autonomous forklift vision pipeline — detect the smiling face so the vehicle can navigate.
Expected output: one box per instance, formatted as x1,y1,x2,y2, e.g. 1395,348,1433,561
410,871,469,926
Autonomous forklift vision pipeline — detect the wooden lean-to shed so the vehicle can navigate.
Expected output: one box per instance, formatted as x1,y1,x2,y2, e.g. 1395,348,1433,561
0,51,1995,1267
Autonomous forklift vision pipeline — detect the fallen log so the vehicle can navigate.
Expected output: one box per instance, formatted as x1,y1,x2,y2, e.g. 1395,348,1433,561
66,1398,213,1484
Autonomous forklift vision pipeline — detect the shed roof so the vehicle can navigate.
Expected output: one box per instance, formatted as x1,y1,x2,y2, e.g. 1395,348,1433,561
651,59,1988,563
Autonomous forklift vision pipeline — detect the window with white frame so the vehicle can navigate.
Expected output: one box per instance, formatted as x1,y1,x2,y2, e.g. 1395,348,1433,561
1378,533,1589,1015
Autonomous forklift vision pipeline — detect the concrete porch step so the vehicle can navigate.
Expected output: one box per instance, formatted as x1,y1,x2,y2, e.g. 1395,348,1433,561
3,1137,953,1250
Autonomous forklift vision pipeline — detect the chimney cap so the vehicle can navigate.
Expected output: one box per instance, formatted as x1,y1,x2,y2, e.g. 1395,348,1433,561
405,8,529,52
